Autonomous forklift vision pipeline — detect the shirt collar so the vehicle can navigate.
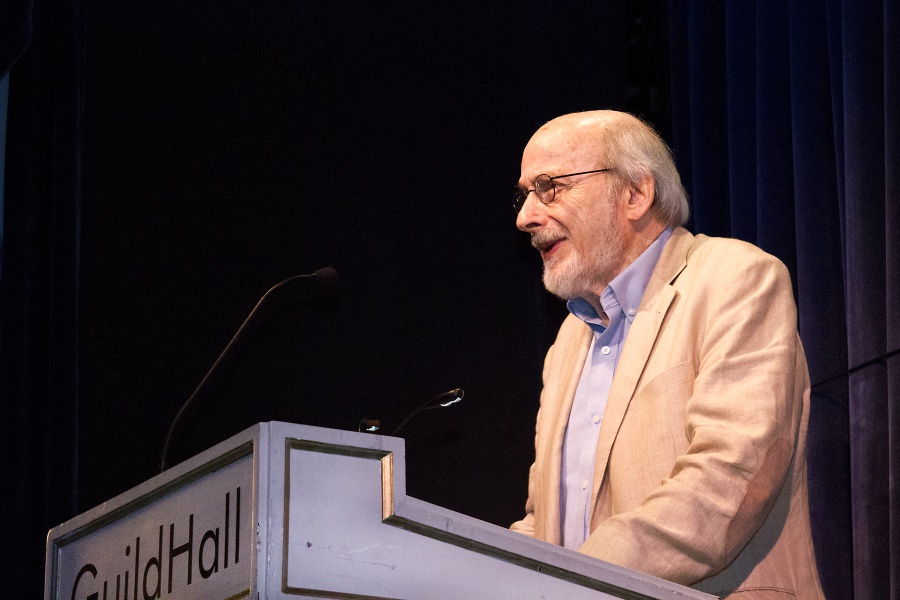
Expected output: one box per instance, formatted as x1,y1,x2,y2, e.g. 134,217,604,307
567,227,673,331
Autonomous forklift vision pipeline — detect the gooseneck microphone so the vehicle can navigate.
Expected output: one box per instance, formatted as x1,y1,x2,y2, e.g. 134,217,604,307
159,267,340,472
390,388,464,437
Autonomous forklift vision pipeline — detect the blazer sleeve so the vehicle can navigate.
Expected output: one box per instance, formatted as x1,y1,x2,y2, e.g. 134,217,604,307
579,247,807,585
509,461,537,537
509,344,555,538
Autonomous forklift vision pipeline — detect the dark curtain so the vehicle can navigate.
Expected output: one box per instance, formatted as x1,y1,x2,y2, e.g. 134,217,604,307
0,0,82,596
2,0,648,597
668,0,899,598
0,0,33,77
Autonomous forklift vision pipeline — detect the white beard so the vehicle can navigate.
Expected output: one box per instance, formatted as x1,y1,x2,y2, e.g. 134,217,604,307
540,210,625,301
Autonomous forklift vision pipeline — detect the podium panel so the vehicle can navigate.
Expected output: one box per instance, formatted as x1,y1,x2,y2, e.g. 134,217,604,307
46,422,715,600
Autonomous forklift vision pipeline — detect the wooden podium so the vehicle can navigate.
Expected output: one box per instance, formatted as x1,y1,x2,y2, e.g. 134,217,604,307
45,422,715,600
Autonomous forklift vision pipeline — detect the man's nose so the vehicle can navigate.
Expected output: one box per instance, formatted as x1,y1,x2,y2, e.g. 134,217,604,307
516,192,548,232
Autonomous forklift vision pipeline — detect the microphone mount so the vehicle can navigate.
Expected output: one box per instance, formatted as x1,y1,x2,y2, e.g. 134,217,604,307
363,388,464,437
158,267,340,473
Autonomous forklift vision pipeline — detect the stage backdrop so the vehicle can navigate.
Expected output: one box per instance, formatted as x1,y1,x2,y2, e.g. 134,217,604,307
8,1,897,598
0,1,670,597
667,1,899,598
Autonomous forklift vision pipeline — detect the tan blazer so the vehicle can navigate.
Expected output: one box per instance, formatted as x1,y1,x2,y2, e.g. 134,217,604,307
511,228,824,599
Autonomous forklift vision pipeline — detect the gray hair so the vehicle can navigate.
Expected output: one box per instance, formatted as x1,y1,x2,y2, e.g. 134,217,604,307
599,115,690,227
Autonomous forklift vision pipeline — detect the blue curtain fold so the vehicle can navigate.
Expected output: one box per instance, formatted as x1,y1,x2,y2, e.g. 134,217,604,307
0,0,82,596
886,0,900,586
668,0,899,597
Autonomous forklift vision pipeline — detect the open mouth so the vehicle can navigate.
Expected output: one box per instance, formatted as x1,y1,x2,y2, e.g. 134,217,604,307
532,233,566,259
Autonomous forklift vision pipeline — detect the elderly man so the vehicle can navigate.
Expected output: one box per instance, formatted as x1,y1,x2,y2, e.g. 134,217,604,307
510,111,824,599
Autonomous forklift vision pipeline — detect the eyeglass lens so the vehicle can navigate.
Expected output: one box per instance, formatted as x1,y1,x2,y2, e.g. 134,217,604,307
534,175,554,203
514,174,556,213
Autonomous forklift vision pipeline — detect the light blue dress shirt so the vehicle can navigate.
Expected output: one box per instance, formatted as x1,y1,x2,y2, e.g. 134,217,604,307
560,227,673,549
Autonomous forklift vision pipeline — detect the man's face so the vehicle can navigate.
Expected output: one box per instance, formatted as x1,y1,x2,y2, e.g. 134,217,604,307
516,126,629,302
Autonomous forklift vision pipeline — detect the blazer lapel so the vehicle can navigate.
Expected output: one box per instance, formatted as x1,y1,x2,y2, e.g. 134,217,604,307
589,228,696,509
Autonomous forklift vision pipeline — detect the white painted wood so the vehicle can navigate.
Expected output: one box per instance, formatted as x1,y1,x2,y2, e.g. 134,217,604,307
46,422,716,600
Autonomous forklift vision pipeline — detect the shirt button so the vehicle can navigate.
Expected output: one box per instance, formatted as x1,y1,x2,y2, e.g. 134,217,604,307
592,414,601,424
581,480,589,490
628,308,636,316
601,346,611,355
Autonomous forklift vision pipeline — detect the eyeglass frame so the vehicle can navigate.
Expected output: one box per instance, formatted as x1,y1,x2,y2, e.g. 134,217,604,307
513,168,613,213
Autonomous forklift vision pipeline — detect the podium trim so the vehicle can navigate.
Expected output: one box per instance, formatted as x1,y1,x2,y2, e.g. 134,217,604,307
383,515,659,600
51,441,254,549
45,440,256,600
281,439,398,599
276,437,659,600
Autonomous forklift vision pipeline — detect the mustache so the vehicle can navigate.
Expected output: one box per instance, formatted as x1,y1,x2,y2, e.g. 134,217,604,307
530,229,567,249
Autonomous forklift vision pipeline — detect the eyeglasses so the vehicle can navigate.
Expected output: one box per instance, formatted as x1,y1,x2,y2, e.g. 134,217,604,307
513,168,613,213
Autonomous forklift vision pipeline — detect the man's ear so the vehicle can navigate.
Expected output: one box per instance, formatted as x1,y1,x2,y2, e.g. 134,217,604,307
625,173,655,221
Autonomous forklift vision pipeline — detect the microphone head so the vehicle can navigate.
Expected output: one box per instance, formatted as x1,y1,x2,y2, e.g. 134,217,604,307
314,267,340,291
389,388,465,437
429,388,464,409
265,267,340,308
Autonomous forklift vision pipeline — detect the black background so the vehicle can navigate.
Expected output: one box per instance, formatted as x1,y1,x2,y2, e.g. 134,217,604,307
77,0,669,529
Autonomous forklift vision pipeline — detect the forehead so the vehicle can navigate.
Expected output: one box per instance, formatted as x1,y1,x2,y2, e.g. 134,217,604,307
519,121,604,183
